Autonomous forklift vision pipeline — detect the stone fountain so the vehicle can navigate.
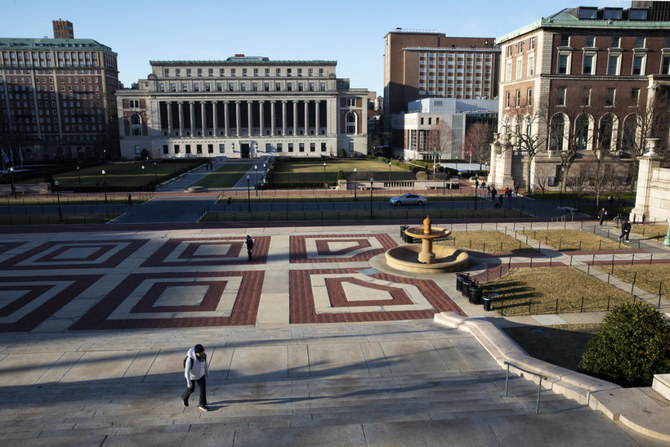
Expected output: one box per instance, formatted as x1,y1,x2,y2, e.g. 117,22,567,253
385,216,469,273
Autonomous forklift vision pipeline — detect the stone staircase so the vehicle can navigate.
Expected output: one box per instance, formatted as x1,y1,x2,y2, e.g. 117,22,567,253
0,368,600,446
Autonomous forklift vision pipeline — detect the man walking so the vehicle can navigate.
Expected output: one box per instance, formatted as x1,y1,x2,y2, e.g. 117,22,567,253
598,208,607,225
246,235,254,261
182,344,209,412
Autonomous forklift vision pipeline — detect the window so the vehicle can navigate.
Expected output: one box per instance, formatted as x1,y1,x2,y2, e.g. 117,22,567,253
288,143,293,152
631,88,640,104
242,68,247,77
666,37,670,49
515,90,521,107
240,82,246,91
611,36,620,48
606,88,615,106
607,55,620,75
231,68,236,77
164,68,170,77
276,143,282,152
264,82,270,91
505,91,510,108
558,54,569,74
186,69,191,77
252,82,258,91
557,87,566,106
228,82,234,91
219,144,225,153
287,68,292,77
193,83,199,91
276,68,281,76
662,55,670,75
575,115,590,150
171,83,176,92
516,59,522,79
550,115,565,151
505,61,512,81
275,82,281,91
197,68,202,77
582,87,591,106
530,37,535,50
585,36,595,47
254,68,258,77
528,55,534,76
265,68,270,76
182,83,187,91
507,46,513,57
583,54,594,75
175,69,181,77
299,143,304,152
320,82,325,91
346,112,356,134
636,37,645,49
527,88,533,106
518,41,524,53
560,34,570,47
632,54,644,75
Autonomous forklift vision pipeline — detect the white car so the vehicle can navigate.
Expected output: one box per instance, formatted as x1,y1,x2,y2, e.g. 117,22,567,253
390,193,427,206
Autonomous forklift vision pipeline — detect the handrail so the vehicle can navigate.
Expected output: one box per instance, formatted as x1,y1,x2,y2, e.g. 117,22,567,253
503,361,548,414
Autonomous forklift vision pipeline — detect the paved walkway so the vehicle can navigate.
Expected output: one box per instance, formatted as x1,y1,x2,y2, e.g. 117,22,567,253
0,220,669,445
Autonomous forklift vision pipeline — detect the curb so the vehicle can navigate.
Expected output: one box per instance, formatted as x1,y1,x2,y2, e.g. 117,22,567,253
434,311,670,441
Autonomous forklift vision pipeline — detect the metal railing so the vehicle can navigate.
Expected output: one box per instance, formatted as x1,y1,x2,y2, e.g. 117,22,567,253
503,361,548,414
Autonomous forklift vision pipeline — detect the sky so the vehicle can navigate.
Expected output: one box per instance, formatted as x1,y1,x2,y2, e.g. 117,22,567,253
2,0,631,95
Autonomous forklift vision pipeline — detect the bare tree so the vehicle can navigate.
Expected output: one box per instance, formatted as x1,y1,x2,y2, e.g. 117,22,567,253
532,162,554,195
506,105,548,191
426,120,455,161
461,121,493,169
566,165,590,206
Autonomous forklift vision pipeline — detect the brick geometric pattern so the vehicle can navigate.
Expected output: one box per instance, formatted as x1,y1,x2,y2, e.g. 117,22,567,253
0,275,102,332
290,268,463,323
142,236,270,267
290,234,396,263
0,242,24,256
0,239,148,270
70,271,264,330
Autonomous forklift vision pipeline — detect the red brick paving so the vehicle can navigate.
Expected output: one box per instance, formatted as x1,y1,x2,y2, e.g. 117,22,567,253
142,236,270,267
290,234,396,263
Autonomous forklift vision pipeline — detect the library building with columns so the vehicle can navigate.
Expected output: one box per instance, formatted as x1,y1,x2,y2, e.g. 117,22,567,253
116,55,368,160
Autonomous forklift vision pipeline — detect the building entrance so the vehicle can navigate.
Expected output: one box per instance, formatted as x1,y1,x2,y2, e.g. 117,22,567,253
241,143,250,158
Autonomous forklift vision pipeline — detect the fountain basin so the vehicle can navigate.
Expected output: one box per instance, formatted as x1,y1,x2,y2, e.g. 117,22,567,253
385,245,470,273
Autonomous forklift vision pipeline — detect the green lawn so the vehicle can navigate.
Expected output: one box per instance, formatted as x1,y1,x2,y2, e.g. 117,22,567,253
191,163,253,189
270,159,416,184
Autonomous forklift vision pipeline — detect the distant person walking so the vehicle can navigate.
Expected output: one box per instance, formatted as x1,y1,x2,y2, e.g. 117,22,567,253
490,186,497,204
227,197,232,211
181,344,209,412
598,208,607,225
246,235,254,261
624,220,632,242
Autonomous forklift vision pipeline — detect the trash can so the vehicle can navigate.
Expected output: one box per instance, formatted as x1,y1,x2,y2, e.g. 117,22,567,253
461,277,472,297
469,284,483,304
483,296,492,311
456,274,468,292
400,225,408,241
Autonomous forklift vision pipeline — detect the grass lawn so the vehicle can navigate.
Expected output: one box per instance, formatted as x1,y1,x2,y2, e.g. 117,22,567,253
52,161,203,190
191,163,253,189
593,263,670,299
270,159,416,184
483,266,634,316
503,324,601,371
630,224,667,243
0,213,117,225
437,231,533,254
519,229,625,251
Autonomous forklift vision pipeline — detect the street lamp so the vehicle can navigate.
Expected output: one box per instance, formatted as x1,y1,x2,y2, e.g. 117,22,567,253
254,165,258,196
353,168,357,201
153,161,157,182
141,165,145,190
246,174,251,212
54,180,62,221
76,166,81,190
369,177,374,218
474,174,479,210
103,149,106,161
323,162,327,187
388,161,392,182
9,167,16,199
102,169,107,204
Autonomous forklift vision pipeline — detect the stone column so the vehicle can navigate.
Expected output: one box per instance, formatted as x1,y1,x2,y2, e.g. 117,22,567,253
259,101,264,136
212,101,218,136
631,138,662,223
201,102,206,136
224,101,229,137
315,100,320,135
235,101,241,137
293,100,298,136
189,101,195,136
166,101,173,135
247,101,253,136
304,100,309,134
270,101,276,136
281,100,287,136
178,101,184,136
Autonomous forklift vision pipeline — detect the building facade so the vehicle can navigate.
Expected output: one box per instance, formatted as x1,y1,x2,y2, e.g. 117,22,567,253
116,55,368,160
0,24,119,162
392,98,497,160
490,5,670,189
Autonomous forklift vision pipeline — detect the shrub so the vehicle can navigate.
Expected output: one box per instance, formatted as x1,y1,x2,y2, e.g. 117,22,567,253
578,302,670,387
337,169,345,181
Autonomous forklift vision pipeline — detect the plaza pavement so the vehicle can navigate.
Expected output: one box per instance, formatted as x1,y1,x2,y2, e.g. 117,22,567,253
0,217,669,446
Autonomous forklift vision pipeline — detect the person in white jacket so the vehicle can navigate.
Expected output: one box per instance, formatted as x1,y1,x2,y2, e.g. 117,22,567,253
181,344,209,411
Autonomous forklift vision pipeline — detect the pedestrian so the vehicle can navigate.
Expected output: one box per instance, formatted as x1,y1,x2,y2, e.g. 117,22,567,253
514,184,519,197
491,186,497,203
608,195,614,206
128,194,132,207
505,187,512,200
624,220,632,242
498,195,503,207
246,235,254,261
181,344,209,412
227,197,232,211
598,207,607,225
619,219,627,242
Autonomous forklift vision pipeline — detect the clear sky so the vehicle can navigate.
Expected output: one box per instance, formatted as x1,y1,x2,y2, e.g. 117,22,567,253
2,0,630,95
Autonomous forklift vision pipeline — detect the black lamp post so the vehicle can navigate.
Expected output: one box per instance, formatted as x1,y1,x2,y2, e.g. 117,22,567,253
254,165,258,196
9,167,16,199
474,174,479,210
76,166,81,190
353,168,357,201
54,180,62,221
141,165,145,190
323,162,327,187
102,169,108,216
388,161,392,182
369,177,374,218
246,174,251,212
153,161,157,182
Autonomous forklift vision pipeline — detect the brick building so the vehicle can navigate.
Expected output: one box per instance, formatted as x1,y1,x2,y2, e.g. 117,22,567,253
489,5,670,190
0,21,120,162
116,55,368,160
383,30,499,150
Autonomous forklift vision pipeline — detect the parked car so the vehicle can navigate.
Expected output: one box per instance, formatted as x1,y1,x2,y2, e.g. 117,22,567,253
390,194,427,206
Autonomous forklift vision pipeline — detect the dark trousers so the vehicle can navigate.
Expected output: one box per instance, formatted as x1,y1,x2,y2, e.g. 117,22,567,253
247,249,252,260
182,376,207,406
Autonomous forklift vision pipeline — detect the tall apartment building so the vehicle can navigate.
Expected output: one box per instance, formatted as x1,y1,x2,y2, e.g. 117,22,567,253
116,55,368,160
0,22,119,162
383,30,500,117
490,5,670,189
52,20,74,39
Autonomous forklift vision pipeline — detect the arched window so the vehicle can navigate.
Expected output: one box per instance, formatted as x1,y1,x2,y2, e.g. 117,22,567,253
549,114,565,151
346,112,357,134
575,114,590,150
598,114,615,150
131,115,141,125
130,113,143,136
621,114,638,153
